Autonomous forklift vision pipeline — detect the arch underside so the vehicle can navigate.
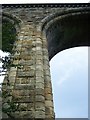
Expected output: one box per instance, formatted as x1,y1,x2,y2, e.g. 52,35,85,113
45,12,90,60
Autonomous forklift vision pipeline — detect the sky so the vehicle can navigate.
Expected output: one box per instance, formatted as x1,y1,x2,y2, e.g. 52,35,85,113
50,47,88,118
0,0,89,118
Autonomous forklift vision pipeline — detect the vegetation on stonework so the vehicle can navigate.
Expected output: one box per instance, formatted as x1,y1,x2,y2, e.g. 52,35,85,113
2,86,20,118
1,20,17,70
0,21,18,117
2,21,17,53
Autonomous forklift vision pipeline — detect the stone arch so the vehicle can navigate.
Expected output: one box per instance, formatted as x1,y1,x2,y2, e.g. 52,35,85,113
41,7,90,60
2,12,22,30
41,8,89,118
1,6,90,119
2,13,22,52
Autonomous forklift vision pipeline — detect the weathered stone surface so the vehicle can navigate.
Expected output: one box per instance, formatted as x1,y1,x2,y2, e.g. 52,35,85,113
35,110,45,118
9,76,16,83
18,103,27,111
17,71,35,77
11,111,34,118
45,100,53,107
27,103,34,111
35,95,45,102
3,5,89,120
35,102,45,111
36,82,44,89
35,88,44,95
13,96,34,102
36,77,44,83
12,90,34,96
14,84,35,90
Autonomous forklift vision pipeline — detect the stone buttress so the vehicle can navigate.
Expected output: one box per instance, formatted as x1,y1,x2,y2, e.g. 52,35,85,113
2,22,55,119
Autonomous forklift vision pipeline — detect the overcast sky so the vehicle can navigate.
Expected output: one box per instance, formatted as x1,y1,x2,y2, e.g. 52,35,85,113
50,47,88,118
0,0,89,118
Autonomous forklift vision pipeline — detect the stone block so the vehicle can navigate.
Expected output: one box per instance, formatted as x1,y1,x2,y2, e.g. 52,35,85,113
43,65,50,70
36,82,44,89
13,89,34,96
45,81,52,88
36,50,43,55
42,41,48,48
9,76,16,83
19,103,27,111
36,46,42,51
32,47,36,51
45,100,53,107
44,69,50,76
21,111,34,118
19,59,35,68
10,67,17,71
21,55,31,60
12,90,20,97
45,106,54,117
43,59,50,66
18,35,23,40
35,88,44,95
35,102,45,111
44,75,51,81
23,36,30,40
13,60,19,65
11,111,34,118
36,77,44,83
36,55,43,60
35,110,45,118
14,84,35,90
45,87,52,94
35,95,45,102
20,77,35,84
45,94,53,100
36,65,43,71
42,48,48,54
13,96,34,103
15,78,22,84
36,70,44,77
36,59,43,64
9,70,17,77
27,103,34,111
36,39,42,44
17,70,35,77
21,78,29,84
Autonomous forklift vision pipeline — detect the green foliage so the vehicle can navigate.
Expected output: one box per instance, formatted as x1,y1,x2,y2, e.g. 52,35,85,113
2,21,17,53
1,21,17,72
1,21,18,118
2,84,19,118
1,56,11,70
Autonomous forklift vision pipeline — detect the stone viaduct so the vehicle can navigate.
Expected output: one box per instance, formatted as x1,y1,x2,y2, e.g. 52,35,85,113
1,4,90,119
